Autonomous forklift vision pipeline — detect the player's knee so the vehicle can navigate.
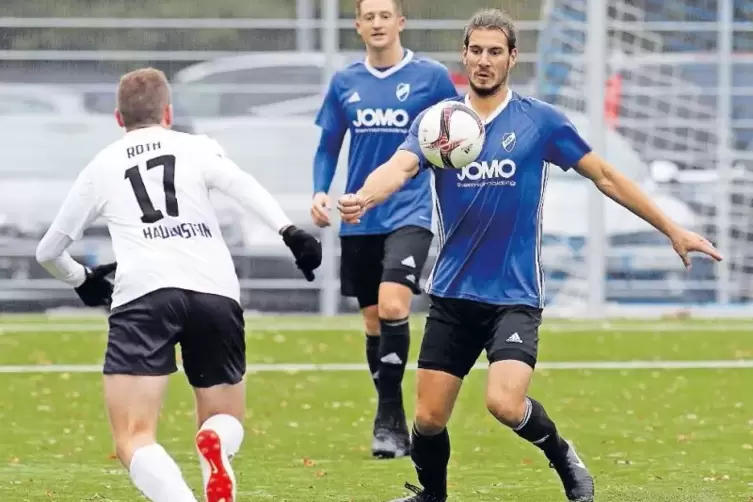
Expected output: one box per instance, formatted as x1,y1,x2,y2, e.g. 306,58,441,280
377,281,412,320
414,405,450,434
377,296,410,321
485,392,528,428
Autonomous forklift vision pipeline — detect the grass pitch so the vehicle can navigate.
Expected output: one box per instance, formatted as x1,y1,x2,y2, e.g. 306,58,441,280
0,315,751,501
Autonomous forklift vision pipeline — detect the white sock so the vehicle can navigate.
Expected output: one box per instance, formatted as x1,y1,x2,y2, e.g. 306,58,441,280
197,414,244,490
129,443,198,502
199,414,244,459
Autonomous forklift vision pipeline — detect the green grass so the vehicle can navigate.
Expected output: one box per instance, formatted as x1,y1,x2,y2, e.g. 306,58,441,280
0,316,751,501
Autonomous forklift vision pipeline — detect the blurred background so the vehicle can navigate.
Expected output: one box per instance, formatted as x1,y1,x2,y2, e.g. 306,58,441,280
0,0,751,318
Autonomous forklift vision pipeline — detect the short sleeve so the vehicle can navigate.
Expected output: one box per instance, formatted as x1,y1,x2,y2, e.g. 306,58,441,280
542,105,592,171
397,109,431,171
49,167,102,241
314,74,347,133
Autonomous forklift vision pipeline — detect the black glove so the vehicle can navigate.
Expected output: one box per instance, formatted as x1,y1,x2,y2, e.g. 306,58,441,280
74,262,117,307
281,226,322,282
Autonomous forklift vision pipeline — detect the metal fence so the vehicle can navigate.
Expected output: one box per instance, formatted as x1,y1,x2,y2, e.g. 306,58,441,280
0,0,750,316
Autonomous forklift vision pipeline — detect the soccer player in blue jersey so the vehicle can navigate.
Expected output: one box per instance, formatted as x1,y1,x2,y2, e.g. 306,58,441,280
338,8,723,502
310,0,458,459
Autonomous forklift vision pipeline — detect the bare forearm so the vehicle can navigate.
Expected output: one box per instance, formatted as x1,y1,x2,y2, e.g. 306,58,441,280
357,155,417,209
358,168,407,208
596,169,678,237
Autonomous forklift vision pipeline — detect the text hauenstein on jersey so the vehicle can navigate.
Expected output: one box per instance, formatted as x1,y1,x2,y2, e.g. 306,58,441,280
125,141,214,241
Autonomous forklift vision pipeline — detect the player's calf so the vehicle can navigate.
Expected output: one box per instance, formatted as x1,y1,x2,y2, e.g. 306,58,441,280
373,284,412,458
362,305,381,391
492,395,594,502
394,369,461,500
374,314,409,411
485,362,568,461
105,375,197,502
376,297,411,413
373,314,410,459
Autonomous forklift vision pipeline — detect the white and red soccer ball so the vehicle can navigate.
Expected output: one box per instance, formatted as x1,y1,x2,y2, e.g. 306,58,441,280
418,101,485,169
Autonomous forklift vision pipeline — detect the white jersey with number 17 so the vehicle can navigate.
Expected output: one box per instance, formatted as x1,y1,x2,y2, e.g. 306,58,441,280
47,126,291,308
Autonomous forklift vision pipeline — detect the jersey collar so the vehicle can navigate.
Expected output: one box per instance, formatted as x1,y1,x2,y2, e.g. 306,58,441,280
364,49,414,79
464,87,513,124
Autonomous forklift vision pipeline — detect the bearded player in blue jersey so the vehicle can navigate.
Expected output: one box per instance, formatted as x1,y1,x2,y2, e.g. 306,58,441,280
338,8,723,502
310,0,458,459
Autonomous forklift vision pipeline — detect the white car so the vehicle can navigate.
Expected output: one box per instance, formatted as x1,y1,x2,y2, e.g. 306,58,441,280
0,84,122,180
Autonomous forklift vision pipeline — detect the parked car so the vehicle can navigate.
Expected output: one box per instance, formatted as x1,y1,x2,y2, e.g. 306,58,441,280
0,84,123,180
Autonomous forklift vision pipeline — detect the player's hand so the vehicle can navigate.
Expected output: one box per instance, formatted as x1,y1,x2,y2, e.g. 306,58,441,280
310,192,331,228
282,225,322,281
337,193,366,224
668,227,723,269
74,262,117,307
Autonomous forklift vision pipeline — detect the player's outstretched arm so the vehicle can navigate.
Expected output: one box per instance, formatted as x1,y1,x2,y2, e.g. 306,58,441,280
337,150,420,224
206,153,294,234
205,152,322,280
574,152,723,268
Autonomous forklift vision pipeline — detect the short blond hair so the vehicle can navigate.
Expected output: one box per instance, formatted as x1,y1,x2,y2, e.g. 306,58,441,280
116,67,171,129
355,0,403,16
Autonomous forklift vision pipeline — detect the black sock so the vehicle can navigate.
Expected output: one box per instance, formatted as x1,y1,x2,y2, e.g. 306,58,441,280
513,397,569,461
365,334,380,390
376,317,410,408
411,425,449,497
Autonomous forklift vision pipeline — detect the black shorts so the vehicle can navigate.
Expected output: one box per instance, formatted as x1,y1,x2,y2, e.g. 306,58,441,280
417,295,543,379
104,288,246,388
340,225,433,309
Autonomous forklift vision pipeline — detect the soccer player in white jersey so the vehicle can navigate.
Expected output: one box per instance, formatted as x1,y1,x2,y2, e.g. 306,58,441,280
35,68,322,502
338,9,723,502
311,0,457,458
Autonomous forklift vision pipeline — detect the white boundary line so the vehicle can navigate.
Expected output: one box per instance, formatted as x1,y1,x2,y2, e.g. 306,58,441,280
2,322,753,333
0,360,751,374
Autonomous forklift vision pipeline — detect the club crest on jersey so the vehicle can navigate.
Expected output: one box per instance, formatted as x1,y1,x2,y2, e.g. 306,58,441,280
502,132,516,152
396,83,410,102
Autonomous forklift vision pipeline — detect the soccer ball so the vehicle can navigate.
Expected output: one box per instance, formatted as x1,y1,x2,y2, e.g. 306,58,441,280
418,101,485,169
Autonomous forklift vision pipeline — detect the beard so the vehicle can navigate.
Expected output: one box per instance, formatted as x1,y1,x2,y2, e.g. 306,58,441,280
469,79,504,97
467,58,511,97
469,70,509,97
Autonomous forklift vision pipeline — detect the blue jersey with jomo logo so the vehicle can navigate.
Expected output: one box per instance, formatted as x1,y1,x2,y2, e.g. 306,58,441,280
399,91,592,308
314,49,457,236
